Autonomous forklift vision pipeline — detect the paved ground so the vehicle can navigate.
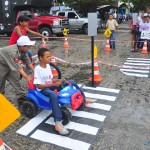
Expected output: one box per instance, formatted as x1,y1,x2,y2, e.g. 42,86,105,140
1,21,150,150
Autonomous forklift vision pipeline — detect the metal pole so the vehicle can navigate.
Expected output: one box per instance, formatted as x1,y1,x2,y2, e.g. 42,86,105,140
91,36,94,87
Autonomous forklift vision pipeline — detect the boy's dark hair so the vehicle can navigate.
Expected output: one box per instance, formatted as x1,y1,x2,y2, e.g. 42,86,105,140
38,48,49,60
108,13,113,16
18,16,30,23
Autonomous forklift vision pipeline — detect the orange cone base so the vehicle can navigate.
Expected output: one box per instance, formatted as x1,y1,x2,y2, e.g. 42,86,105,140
87,80,101,87
104,48,111,52
89,76,103,82
141,50,148,54
64,45,69,48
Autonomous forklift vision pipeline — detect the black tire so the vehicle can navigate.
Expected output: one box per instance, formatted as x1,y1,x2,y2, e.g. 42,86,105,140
61,107,72,125
22,100,38,118
49,63,61,79
82,24,88,34
76,99,85,111
17,96,27,106
40,27,52,37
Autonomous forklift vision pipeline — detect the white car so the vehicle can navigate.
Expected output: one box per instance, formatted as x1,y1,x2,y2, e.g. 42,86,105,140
55,11,102,34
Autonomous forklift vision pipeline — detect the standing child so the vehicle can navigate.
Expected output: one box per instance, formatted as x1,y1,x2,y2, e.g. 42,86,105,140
106,13,118,50
8,16,48,57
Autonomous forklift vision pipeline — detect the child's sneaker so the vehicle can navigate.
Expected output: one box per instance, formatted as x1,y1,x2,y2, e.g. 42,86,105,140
55,121,69,136
86,99,97,104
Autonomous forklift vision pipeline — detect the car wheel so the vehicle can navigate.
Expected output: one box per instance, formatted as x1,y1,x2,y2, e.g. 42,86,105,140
61,107,72,125
40,27,52,37
22,101,38,118
82,24,88,34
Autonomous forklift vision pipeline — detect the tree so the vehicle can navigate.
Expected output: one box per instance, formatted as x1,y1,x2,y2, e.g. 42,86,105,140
120,0,150,11
63,0,116,16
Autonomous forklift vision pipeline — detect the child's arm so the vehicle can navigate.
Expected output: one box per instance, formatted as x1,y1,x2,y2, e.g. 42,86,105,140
19,69,32,81
36,80,62,90
26,28,48,40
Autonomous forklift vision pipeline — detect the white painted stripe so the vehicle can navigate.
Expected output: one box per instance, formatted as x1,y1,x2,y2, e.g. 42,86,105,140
126,60,150,63
84,92,116,101
82,85,120,93
70,109,106,122
31,130,91,150
77,84,82,87
86,103,111,111
122,65,150,70
127,58,150,61
120,71,148,77
45,118,98,135
120,69,149,73
124,62,150,66
16,110,51,135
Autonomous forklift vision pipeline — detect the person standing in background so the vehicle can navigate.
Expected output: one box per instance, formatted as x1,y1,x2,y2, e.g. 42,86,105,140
106,13,118,50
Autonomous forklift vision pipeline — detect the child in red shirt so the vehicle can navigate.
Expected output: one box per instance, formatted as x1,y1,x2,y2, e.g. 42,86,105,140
8,16,48,57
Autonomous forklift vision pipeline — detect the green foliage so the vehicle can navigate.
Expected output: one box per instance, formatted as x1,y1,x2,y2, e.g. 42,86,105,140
63,0,115,16
120,0,150,11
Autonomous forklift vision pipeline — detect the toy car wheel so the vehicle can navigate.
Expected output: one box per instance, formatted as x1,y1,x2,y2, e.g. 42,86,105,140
17,96,28,106
76,100,85,111
61,107,72,125
22,101,38,118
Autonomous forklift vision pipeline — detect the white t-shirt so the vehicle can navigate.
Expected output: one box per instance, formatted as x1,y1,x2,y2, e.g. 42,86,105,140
145,22,150,31
139,21,148,31
34,64,53,91
106,19,118,30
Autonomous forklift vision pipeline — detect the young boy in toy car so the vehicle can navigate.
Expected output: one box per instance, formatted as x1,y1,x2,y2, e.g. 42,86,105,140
34,48,87,136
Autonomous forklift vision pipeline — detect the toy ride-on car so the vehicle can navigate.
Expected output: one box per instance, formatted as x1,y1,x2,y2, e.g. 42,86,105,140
18,81,85,125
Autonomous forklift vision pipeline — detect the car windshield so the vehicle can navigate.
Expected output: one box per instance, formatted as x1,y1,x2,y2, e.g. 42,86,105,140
33,8,50,16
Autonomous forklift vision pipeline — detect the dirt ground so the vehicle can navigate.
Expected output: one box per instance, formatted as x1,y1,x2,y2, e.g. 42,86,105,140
1,21,150,150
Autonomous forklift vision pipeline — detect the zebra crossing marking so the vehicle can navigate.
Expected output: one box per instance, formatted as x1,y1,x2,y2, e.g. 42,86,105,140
120,58,150,77
16,84,120,150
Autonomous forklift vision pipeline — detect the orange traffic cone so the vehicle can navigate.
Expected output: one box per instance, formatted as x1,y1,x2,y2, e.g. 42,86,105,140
64,37,69,48
0,138,6,150
104,39,111,52
141,40,148,54
50,55,58,77
89,59,102,84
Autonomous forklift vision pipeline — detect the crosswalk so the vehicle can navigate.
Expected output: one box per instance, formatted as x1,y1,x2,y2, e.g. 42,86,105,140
16,84,120,150
120,58,150,77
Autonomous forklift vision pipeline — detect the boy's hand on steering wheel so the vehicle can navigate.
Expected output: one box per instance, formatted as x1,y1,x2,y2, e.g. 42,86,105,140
54,81,62,86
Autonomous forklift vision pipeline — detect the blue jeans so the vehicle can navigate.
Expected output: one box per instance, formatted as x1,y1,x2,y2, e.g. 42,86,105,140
41,88,62,122
27,50,33,60
148,40,150,51
41,80,85,122
109,30,116,48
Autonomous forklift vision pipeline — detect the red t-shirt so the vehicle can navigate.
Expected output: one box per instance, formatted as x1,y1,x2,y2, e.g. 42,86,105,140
8,26,27,45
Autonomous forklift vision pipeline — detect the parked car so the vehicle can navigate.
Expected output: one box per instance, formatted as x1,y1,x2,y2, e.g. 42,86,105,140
55,10,103,34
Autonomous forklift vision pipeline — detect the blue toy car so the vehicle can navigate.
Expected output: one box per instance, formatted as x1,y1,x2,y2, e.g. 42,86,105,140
18,81,85,125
